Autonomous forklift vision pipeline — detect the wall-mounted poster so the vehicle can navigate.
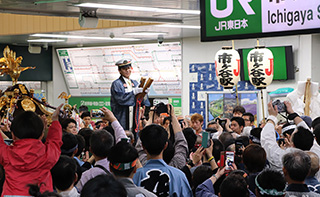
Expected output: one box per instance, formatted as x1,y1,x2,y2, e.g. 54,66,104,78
207,92,259,123
56,42,181,97
189,62,257,128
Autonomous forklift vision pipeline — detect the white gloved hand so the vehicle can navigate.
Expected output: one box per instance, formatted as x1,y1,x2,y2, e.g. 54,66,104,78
144,88,151,94
133,87,143,95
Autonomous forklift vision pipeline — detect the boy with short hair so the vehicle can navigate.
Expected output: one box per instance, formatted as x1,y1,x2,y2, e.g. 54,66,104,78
51,155,79,197
133,124,192,197
0,104,63,196
61,132,78,157
76,129,114,192
80,111,93,130
76,107,127,192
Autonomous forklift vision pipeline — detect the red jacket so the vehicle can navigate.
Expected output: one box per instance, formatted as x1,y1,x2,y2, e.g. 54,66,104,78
0,121,62,196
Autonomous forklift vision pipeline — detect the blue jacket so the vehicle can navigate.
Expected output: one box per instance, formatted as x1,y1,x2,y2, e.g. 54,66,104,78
195,177,256,197
111,76,150,130
133,159,192,197
306,176,320,194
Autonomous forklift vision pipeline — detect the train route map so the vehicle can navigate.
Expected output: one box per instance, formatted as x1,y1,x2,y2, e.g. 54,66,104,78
56,42,181,96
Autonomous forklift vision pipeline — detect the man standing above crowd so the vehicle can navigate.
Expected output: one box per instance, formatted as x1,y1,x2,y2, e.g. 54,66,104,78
110,59,150,131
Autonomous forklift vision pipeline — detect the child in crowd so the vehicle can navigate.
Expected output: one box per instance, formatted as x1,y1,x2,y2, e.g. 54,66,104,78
108,141,156,197
51,155,80,197
133,124,192,196
80,174,127,197
76,107,127,192
61,132,78,157
80,111,94,130
0,104,63,196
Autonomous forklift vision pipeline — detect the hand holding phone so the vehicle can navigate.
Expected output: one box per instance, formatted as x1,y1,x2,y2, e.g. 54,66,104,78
220,151,234,172
202,131,210,148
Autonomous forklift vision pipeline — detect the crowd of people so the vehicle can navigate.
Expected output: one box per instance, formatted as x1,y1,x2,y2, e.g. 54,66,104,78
1,98,320,197
0,59,320,197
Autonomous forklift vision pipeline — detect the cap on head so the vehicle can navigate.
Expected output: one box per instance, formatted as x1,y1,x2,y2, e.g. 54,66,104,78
301,115,312,129
116,59,132,69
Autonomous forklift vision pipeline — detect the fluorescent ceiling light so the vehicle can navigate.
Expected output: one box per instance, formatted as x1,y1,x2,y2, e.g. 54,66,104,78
31,34,140,41
75,3,200,15
124,32,168,36
27,39,65,43
156,24,200,29
34,0,68,4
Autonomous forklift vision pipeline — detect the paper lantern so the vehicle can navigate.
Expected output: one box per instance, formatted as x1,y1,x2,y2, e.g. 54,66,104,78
214,46,240,89
247,46,274,89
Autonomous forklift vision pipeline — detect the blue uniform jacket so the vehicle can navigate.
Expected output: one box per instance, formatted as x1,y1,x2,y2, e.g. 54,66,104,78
111,76,150,130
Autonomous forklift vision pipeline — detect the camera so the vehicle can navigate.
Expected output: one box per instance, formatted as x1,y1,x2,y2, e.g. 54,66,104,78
272,99,287,113
216,118,227,131
153,102,168,115
158,35,164,44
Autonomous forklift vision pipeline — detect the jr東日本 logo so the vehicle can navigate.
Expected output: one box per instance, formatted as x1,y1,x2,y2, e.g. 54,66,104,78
210,0,255,18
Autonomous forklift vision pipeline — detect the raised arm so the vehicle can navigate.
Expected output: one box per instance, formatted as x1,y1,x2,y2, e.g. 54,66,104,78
45,104,63,166
261,101,285,169
168,104,189,169
100,107,127,143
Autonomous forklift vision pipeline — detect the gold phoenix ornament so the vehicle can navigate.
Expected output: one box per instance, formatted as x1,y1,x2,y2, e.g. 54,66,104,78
0,46,35,85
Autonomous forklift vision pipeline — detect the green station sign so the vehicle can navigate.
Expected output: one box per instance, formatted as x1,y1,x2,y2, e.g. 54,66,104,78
201,0,320,41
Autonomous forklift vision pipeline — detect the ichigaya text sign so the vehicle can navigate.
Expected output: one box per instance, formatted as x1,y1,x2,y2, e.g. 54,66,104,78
200,0,320,41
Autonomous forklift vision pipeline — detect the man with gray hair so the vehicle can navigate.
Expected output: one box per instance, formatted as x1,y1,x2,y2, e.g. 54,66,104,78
282,150,320,196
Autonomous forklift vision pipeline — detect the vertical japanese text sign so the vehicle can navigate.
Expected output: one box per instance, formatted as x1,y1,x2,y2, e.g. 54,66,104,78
215,47,240,89
247,46,274,89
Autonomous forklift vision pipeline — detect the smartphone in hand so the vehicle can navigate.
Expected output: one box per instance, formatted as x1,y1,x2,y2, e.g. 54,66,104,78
202,131,210,148
221,151,235,173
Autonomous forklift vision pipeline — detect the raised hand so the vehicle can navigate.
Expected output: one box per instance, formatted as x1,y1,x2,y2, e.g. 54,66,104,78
100,107,117,123
52,104,63,121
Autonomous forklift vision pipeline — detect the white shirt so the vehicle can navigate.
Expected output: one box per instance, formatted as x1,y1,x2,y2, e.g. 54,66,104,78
261,120,309,170
123,77,133,92
59,187,80,197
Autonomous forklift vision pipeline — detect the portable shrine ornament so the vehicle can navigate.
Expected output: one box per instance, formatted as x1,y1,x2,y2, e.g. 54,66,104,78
247,46,274,89
214,46,240,89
